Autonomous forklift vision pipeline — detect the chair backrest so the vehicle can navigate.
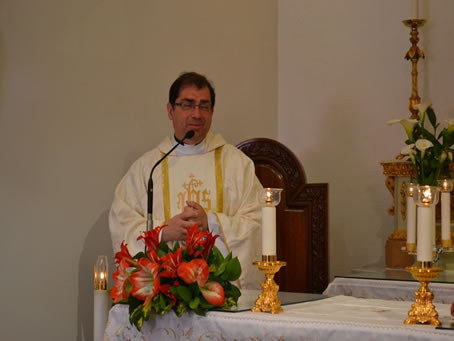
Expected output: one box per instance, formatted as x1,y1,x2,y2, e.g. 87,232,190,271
237,138,329,294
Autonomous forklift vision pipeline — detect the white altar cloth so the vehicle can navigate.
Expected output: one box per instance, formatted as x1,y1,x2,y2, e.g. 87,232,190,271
324,277,454,303
104,294,454,340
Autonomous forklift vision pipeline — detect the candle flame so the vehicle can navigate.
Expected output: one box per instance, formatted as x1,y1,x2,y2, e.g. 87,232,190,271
266,190,272,202
422,187,432,203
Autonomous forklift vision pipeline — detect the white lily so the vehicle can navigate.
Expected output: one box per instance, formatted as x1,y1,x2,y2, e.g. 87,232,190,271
400,144,415,155
386,119,401,125
446,119,454,133
414,102,431,122
440,151,447,163
415,139,434,158
387,119,418,141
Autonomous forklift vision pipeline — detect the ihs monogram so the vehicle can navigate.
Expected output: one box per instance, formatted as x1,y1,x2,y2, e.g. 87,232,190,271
177,174,211,211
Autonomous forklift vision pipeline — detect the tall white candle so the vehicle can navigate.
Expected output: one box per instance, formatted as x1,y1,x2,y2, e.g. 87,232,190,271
411,0,419,19
406,195,416,249
262,206,276,255
441,192,451,242
417,206,433,262
94,289,110,341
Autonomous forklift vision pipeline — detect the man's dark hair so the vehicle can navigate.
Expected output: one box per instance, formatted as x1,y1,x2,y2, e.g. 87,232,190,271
169,72,216,110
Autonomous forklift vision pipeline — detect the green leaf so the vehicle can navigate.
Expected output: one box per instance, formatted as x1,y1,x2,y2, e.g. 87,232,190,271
129,304,144,331
159,293,166,309
133,251,147,259
159,241,169,253
427,106,437,129
189,296,200,310
176,286,192,303
214,261,226,277
222,257,242,281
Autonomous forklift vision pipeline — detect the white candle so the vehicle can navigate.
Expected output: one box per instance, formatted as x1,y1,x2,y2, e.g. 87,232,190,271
262,206,276,255
406,195,416,249
441,192,451,242
411,0,419,19
94,289,110,341
417,206,433,262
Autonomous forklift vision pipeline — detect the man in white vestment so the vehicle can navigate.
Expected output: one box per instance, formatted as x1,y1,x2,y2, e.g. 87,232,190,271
109,72,264,289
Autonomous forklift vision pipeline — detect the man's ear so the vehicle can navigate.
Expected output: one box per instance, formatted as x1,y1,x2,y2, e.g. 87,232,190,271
167,103,174,120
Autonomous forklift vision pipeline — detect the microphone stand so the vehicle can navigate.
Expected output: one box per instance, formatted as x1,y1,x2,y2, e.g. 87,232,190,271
146,131,194,251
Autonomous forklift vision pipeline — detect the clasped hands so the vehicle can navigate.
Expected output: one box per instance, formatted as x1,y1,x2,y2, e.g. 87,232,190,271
161,201,208,242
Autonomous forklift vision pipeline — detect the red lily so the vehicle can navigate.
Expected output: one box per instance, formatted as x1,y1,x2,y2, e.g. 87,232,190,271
114,241,136,267
201,281,225,306
200,232,218,259
110,258,135,303
177,258,209,287
159,284,177,306
160,248,182,278
137,225,166,251
185,224,206,257
130,258,160,304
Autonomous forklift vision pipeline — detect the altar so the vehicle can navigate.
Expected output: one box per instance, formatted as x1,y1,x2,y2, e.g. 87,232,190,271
323,267,454,303
104,290,454,340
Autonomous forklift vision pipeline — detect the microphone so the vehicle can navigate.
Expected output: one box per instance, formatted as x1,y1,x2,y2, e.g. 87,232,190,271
146,130,195,237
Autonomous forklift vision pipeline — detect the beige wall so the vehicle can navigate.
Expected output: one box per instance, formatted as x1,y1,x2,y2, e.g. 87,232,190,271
0,1,277,340
279,0,454,278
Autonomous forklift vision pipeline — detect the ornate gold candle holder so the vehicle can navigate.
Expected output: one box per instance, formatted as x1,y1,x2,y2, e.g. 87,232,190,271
405,262,443,326
402,19,426,118
252,256,286,314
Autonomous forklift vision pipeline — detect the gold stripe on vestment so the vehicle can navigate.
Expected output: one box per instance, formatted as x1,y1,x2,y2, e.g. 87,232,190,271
215,146,224,213
161,152,171,222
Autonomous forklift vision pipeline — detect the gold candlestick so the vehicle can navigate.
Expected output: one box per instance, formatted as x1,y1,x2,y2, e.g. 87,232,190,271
251,258,286,314
403,19,426,119
405,262,443,326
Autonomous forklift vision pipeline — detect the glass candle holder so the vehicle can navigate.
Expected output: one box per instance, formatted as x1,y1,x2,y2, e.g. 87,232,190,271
415,185,440,207
260,188,283,207
94,255,108,290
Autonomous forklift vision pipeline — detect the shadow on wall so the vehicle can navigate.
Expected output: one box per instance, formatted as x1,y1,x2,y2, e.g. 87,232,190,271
77,210,115,341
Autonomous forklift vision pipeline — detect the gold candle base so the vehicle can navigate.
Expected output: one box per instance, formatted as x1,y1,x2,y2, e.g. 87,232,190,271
251,260,286,314
404,263,443,326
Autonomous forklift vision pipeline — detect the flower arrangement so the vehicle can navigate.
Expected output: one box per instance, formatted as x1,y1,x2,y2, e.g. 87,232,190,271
110,224,242,330
388,103,454,186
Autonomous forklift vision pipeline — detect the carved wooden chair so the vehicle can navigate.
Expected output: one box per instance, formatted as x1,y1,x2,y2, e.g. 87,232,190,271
237,138,329,294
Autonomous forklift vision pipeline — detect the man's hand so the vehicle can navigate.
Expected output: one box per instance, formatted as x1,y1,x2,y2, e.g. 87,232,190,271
184,201,208,232
161,202,209,242
161,213,188,242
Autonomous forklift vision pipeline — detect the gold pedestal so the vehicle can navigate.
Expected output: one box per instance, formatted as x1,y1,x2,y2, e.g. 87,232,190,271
251,260,286,314
404,263,443,326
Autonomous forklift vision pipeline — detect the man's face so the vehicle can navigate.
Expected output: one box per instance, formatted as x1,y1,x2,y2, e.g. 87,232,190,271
167,85,213,145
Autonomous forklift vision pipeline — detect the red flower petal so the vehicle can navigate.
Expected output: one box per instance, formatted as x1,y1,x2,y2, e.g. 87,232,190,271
201,281,225,306
177,259,209,287
130,258,160,302
114,241,136,267
138,225,166,251
110,258,134,303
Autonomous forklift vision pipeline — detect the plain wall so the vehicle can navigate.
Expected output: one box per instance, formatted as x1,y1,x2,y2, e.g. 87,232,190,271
279,0,454,277
0,1,277,340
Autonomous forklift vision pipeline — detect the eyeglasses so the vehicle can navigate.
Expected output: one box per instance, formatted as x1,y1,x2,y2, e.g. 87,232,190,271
174,102,212,113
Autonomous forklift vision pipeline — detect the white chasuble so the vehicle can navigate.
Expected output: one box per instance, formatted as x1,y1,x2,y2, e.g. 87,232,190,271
161,147,223,223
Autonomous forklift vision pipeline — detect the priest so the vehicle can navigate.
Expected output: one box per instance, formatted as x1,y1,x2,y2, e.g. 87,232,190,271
109,72,264,289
